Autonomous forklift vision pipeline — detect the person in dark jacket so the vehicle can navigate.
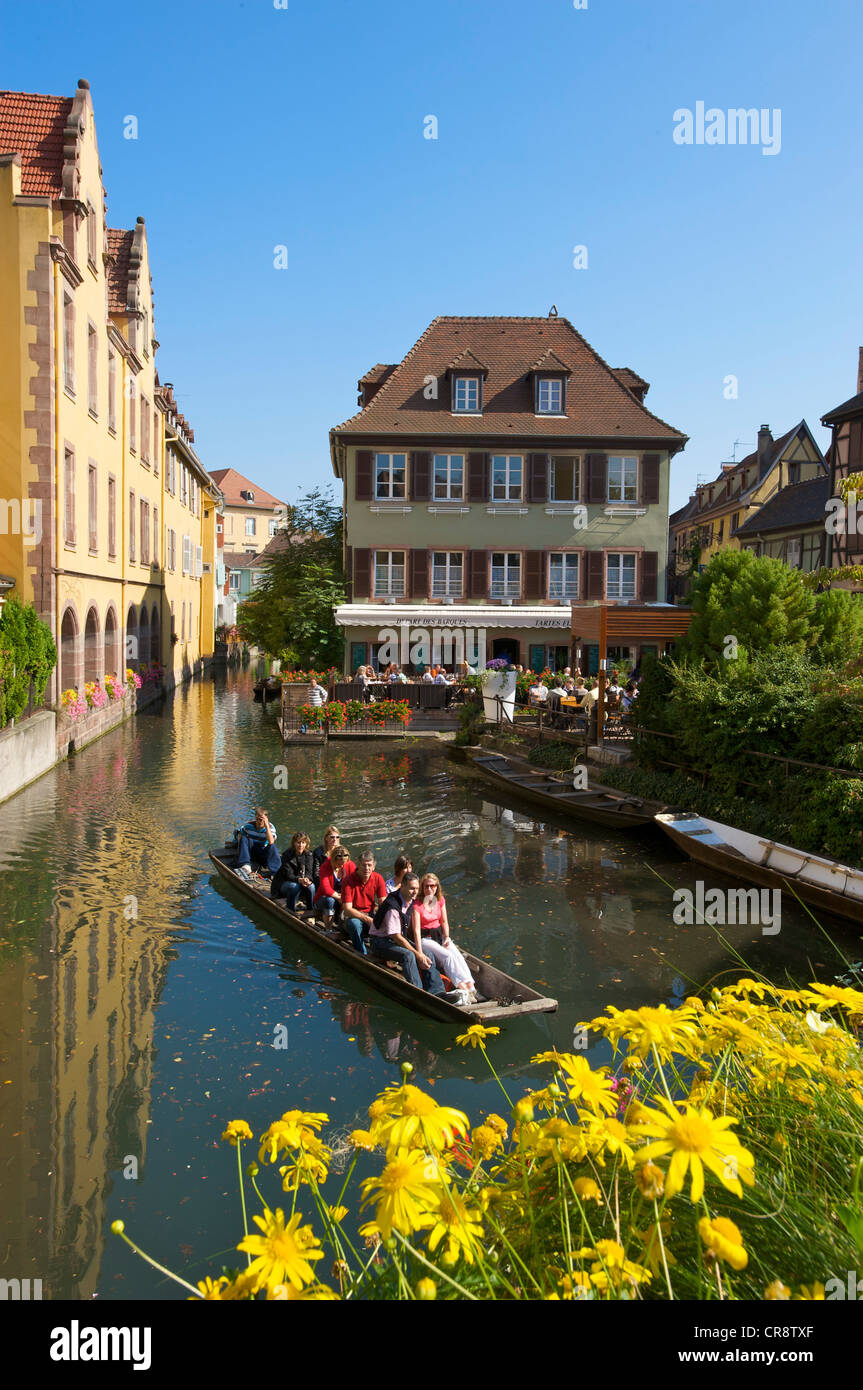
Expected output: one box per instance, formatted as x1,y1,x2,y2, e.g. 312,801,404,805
272,831,315,910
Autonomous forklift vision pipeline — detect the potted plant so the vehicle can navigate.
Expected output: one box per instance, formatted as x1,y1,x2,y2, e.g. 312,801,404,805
481,659,518,723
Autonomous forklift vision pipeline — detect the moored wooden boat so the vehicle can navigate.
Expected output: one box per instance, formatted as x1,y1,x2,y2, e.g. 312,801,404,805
655,811,863,925
209,849,558,1023
467,751,663,829
254,678,282,703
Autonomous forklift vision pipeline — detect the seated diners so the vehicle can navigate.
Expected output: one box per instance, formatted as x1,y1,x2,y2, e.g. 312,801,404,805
622,680,637,711
315,844,356,925
342,851,388,955
271,831,315,909
529,676,548,705
236,807,280,880
385,854,413,894
412,873,476,1004
368,872,446,997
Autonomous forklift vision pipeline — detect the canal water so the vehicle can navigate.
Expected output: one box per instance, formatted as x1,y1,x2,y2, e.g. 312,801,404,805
0,666,858,1299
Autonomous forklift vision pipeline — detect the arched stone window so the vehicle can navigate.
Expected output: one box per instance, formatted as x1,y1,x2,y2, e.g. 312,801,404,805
60,607,81,693
84,606,101,683
104,606,119,678
138,606,149,669
126,605,138,666
150,604,160,664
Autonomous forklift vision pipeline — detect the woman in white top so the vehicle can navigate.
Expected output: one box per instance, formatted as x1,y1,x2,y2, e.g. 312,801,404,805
385,854,412,894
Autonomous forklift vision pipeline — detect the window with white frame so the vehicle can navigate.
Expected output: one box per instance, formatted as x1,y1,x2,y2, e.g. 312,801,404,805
550,456,580,502
433,454,464,500
537,378,563,414
608,456,638,503
374,550,406,597
229,571,241,591
182,534,192,575
245,516,256,535
86,202,97,266
87,324,98,414
786,536,802,569
490,552,520,598
491,455,523,501
108,349,117,432
141,395,150,463
606,552,637,600
180,466,188,505
548,552,579,599
63,294,75,393
431,551,463,598
129,378,137,451
375,453,406,500
269,518,279,536
452,377,480,413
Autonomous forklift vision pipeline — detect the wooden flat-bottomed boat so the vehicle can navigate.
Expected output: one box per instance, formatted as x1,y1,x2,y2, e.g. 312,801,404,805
467,751,663,829
209,848,558,1024
655,811,863,925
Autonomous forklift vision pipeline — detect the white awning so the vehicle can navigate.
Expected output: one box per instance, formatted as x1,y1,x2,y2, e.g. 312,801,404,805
335,604,571,630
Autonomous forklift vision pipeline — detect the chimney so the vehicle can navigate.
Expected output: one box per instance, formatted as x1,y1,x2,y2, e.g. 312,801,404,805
857,347,863,395
757,425,773,474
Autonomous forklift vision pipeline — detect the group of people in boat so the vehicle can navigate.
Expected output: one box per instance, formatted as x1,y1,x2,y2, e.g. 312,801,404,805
234,813,477,1005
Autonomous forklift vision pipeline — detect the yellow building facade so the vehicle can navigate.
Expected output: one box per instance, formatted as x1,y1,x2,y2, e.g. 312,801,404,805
0,80,217,704
668,421,826,595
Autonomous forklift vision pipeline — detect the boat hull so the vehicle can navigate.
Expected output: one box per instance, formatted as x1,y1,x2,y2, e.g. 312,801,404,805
209,851,557,1023
655,813,863,926
467,751,661,829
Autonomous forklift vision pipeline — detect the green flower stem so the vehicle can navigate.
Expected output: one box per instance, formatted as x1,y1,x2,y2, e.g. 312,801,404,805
236,1141,250,1264
392,1231,478,1300
113,1228,202,1298
478,1042,512,1107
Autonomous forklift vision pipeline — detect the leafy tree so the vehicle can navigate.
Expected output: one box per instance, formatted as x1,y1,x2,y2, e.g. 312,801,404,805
236,487,345,669
0,596,57,726
810,588,863,667
678,549,816,666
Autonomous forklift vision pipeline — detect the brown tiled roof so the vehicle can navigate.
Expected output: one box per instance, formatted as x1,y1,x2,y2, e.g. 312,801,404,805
529,347,571,375
446,347,489,375
0,90,73,197
358,363,397,387
222,550,259,570
614,367,649,397
333,316,686,443
209,468,285,510
106,228,133,314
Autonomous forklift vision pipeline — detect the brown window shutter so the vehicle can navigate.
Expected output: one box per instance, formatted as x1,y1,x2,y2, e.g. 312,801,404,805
641,453,660,505
345,545,353,601
586,549,604,598
524,549,544,600
585,453,608,504
353,547,370,598
468,550,487,598
355,450,373,501
527,453,548,503
409,548,428,599
411,451,431,502
468,452,489,502
641,551,658,601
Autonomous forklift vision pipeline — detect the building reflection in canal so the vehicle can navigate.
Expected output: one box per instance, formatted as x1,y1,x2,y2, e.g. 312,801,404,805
1,669,858,1300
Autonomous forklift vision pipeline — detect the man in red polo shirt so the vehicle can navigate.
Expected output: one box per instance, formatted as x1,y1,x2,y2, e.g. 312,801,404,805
342,851,387,955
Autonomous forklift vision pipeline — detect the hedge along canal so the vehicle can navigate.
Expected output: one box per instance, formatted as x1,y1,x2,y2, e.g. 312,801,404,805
0,665,857,1300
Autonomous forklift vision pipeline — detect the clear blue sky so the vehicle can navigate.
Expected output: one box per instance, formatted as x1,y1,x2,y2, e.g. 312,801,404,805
4,0,862,510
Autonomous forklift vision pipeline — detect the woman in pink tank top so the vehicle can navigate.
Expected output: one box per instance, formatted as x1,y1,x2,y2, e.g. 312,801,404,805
411,873,476,1002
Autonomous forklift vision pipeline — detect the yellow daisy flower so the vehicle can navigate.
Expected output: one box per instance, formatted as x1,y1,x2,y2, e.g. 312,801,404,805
632,1098,755,1203
360,1147,441,1240
589,1004,700,1059
485,1113,508,1137
267,1281,339,1300
455,1024,500,1049
238,1207,324,1293
370,1084,468,1153
634,1162,665,1200
472,1124,505,1161
221,1120,253,1147
764,1280,791,1300
795,1282,826,1300
555,1055,618,1116
698,1215,747,1271
425,1190,484,1266
348,1128,377,1150
572,1176,602,1203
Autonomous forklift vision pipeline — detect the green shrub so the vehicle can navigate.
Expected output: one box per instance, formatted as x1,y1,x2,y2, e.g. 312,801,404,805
0,597,57,727
528,741,575,771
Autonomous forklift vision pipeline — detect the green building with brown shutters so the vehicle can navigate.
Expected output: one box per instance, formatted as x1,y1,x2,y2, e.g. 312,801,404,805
329,312,687,674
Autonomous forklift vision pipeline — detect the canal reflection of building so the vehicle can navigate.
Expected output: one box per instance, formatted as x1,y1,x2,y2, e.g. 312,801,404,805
0,737,209,1299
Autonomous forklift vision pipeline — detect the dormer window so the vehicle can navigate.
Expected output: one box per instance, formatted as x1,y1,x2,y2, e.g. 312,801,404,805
452,376,481,413
537,377,564,414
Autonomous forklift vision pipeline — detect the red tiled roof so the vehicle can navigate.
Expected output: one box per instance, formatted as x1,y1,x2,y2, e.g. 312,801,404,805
332,316,685,443
614,367,649,397
106,227,133,314
358,363,397,387
0,90,73,197
209,468,285,510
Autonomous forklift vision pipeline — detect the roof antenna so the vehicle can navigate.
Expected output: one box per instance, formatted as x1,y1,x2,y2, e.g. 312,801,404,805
548,304,558,317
